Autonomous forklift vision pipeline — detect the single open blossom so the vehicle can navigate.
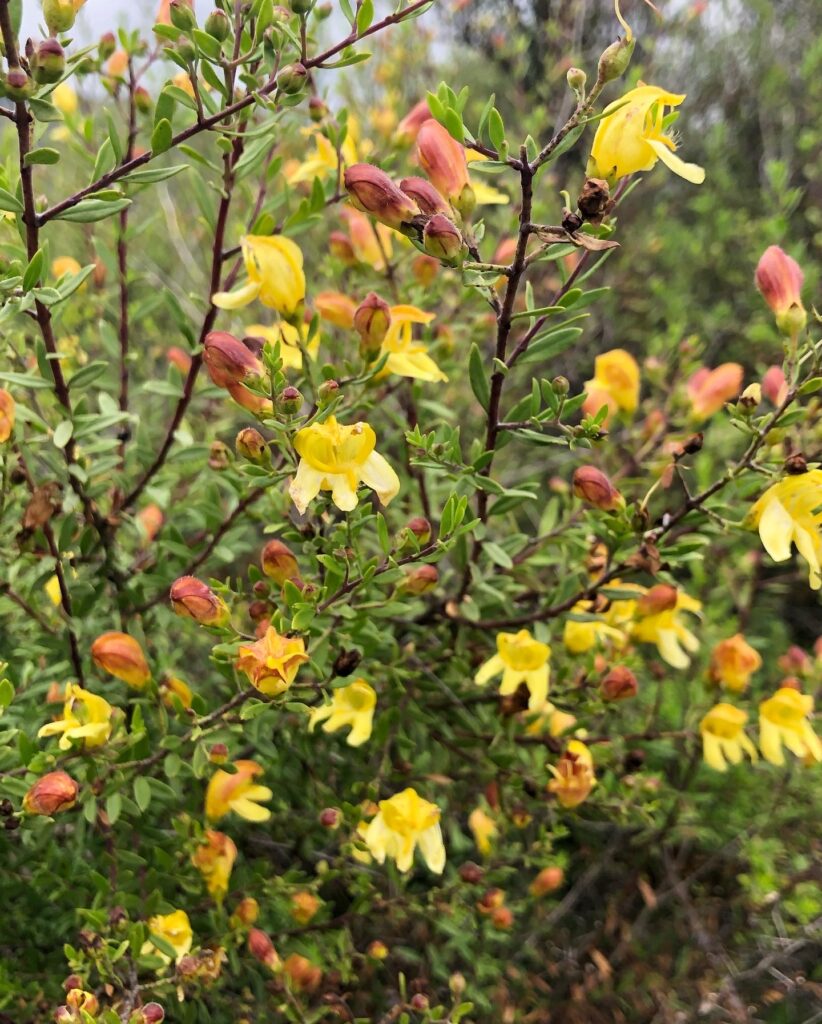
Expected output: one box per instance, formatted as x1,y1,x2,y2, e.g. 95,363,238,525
587,85,705,185
630,587,701,668
709,634,762,692
143,910,193,964
91,631,151,689
0,389,15,443
287,127,360,186
548,741,597,808
289,416,400,514
364,787,445,874
759,687,822,766
583,348,640,422
699,703,758,772
245,319,319,373
374,304,446,382
687,363,744,420
747,470,822,590
23,771,78,815
192,829,237,902
206,760,273,822
563,602,627,653
236,625,308,697
212,235,305,317
468,806,497,857
475,629,551,710
308,679,376,747
38,683,113,750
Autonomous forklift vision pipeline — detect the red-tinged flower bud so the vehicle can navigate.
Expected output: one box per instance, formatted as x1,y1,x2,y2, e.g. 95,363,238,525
91,631,151,689
209,440,230,470
318,379,339,405
366,940,389,960
477,887,505,913
0,389,16,444
248,600,269,622
412,253,439,286
491,905,514,930
354,292,391,354
33,39,66,85
235,427,269,464
319,806,341,829
209,742,229,764
166,347,192,375
417,120,469,203
400,564,438,595
277,62,308,94
170,576,230,627
399,176,451,217
204,332,262,387
205,9,230,40
636,584,678,616
248,928,279,969
529,866,564,897
169,0,197,30
755,246,805,332
277,386,303,415
234,896,259,925
344,163,420,230
308,96,328,122
423,214,464,262
777,645,810,675
54,1007,74,1023
99,32,117,60
410,994,430,1010
5,67,34,100
600,665,639,701
63,976,84,993
572,466,623,511
329,231,355,262
130,1003,165,1024
65,990,98,1015
407,516,432,544
226,382,273,415
261,539,299,584
134,86,152,114
762,365,788,406
459,861,484,884
23,771,78,816
396,99,433,143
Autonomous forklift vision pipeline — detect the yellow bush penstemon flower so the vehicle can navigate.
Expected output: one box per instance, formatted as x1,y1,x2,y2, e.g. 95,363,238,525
245,319,320,372
468,806,497,857
363,788,445,874
38,683,113,751
548,741,596,809
212,235,305,318
205,760,273,822
629,586,701,669
289,416,400,515
699,703,757,772
308,679,376,747
475,629,551,710
376,305,447,383
563,601,627,654
582,348,640,423
746,470,822,590
142,910,193,964
192,829,237,903
758,688,822,766
587,85,705,186
236,626,308,697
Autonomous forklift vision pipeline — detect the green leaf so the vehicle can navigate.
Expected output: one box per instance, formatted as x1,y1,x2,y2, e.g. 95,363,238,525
24,147,60,166
105,792,123,825
52,420,73,449
55,198,131,223
68,361,109,389
484,541,513,568
28,98,62,122
468,343,489,411
133,776,152,812
151,118,173,156
0,187,23,214
122,164,188,185
488,108,506,153
0,678,14,709
356,0,374,34
23,249,44,292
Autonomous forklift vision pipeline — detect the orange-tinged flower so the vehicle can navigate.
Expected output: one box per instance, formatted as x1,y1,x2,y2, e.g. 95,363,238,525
755,246,804,316
0,389,15,443
23,771,78,815
759,687,822,766
709,634,762,692
396,98,433,143
283,953,322,992
38,683,113,750
192,829,237,902
583,348,640,422
206,760,273,822
747,470,822,590
686,363,743,419
52,256,82,280
91,631,151,689
572,465,624,511
161,675,193,710
236,626,308,697
762,366,788,406
315,291,356,329
417,120,474,215
548,741,596,808
468,806,497,857
203,331,263,387
344,163,420,230
137,503,164,542
290,891,321,925
341,208,395,271
248,927,280,969
260,539,299,584
107,50,129,78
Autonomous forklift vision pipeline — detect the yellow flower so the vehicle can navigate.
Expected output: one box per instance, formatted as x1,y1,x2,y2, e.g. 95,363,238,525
245,319,319,372
468,806,497,857
142,910,193,964
51,82,78,115
699,703,758,772
563,601,627,654
548,741,596,808
583,348,640,421
630,587,701,669
236,626,308,697
475,629,551,710
376,305,446,383
192,829,237,902
52,256,82,280
161,675,193,710
526,700,577,737
364,787,445,874
759,688,822,766
587,84,705,186
747,470,822,590
289,416,400,515
38,683,113,751
205,759,273,822
465,150,510,206
287,128,361,185
709,634,762,693
213,235,305,317
308,678,376,747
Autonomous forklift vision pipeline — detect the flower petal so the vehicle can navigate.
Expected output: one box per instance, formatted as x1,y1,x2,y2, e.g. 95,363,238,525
212,278,261,310
646,138,705,184
360,451,400,507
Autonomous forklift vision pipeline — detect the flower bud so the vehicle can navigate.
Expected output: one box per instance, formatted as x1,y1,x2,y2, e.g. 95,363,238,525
0,389,15,444
209,440,231,470
636,584,678,616
566,66,587,93
248,600,269,622
600,665,639,701
423,214,464,262
99,31,117,60
277,62,308,94
135,86,152,114
65,990,98,1015
129,1004,165,1024
91,631,151,689
33,39,66,85
169,0,197,30
278,386,303,415
317,379,339,405
43,0,77,34
248,928,279,969
290,891,321,925
5,67,34,100
354,292,391,354
234,896,259,925
412,253,439,286
755,245,806,335
235,427,269,464
410,994,430,1011
208,742,229,765
762,366,788,406
284,953,322,992
399,176,451,217
204,331,263,387
23,771,78,816
205,9,230,40
597,32,635,83
530,866,564,897
161,676,192,710
308,95,328,121
170,576,230,627
459,861,484,884
319,806,341,828
399,564,438,596
291,0,315,12
491,905,514,930
367,940,389,960
329,231,355,262
416,120,470,204
315,290,356,329
344,163,420,230
332,648,362,677
167,346,192,375
739,382,761,411
477,887,505,913
261,539,299,584
577,177,613,225
572,466,623,511
63,976,84,993
407,516,432,544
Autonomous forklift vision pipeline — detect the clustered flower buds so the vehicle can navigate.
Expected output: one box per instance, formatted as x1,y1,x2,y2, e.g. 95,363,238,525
344,163,421,231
